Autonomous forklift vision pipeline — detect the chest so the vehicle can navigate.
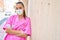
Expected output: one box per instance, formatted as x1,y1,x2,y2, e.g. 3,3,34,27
11,17,27,30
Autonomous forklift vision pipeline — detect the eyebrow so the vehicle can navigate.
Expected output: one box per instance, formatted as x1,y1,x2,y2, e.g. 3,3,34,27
16,7,22,8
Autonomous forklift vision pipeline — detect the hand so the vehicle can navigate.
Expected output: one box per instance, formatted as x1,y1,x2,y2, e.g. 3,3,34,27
5,28,12,33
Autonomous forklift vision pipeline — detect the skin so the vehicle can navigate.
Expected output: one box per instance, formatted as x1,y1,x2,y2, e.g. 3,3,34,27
5,4,27,38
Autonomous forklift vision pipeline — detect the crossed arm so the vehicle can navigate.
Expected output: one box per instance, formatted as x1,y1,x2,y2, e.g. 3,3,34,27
5,28,27,38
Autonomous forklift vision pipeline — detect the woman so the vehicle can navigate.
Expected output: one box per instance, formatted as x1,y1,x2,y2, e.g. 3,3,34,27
3,2,31,40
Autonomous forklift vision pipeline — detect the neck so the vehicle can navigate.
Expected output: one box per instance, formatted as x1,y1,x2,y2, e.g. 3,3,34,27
18,14,24,20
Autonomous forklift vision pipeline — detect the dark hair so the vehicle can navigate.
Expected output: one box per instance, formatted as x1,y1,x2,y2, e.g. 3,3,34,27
16,2,26,18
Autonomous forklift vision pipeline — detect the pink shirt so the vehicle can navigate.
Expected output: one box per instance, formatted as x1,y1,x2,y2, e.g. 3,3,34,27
3,15,31,40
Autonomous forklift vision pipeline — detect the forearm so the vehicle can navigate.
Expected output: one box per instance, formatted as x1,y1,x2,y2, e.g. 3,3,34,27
11,30,27,37
5,28,18,34
5,28,27,37
15,32,27,37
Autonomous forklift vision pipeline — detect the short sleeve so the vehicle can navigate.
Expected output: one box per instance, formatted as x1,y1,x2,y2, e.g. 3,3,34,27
23,18,31,36
3,16,13,30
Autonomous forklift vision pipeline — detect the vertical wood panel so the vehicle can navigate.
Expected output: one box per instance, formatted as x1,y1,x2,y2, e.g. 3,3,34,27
29,0,60,40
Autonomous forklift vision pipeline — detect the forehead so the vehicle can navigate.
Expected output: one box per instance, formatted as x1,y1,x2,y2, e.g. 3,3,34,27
16,4,23,8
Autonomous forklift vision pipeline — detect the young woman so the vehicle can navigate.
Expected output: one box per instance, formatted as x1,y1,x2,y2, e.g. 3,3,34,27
3,2,31,40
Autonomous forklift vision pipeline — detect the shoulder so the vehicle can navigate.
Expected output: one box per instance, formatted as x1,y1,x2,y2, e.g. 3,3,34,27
10,15,17,17
7,15,17,20
25,16,31,21
9,15,17,18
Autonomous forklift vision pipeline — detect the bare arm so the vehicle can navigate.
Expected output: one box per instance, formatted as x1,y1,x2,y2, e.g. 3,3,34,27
5,28,27,37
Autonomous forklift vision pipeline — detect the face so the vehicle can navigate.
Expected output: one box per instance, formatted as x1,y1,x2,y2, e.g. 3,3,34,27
15,4,24,15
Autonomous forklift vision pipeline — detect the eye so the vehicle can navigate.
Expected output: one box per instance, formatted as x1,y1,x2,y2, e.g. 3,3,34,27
16,8,18,10
19,7,22,9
